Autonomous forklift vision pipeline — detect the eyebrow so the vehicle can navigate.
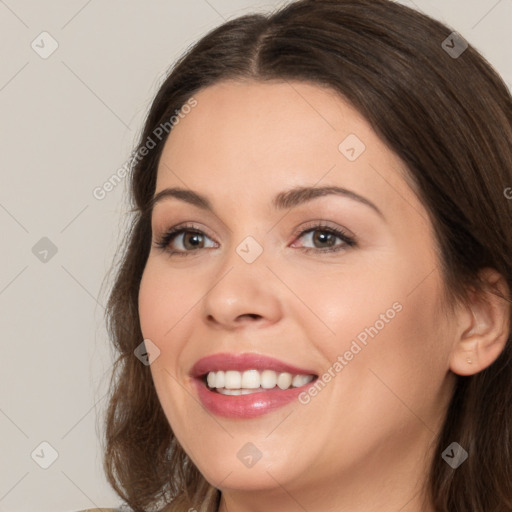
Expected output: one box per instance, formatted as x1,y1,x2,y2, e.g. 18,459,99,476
148,185,384,220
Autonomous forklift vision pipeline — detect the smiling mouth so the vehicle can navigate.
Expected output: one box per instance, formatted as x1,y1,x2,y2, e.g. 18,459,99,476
202,369,317,395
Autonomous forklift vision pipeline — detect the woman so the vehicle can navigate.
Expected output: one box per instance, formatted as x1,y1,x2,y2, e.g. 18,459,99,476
96,0,512,511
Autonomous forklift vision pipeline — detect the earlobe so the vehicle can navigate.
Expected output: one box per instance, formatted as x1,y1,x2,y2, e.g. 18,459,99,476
449,268,511,377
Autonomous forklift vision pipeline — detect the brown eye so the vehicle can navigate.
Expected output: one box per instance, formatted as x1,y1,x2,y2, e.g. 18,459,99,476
310,230,337,248
181,231,206,250
154,225,217,256
293,224,356,254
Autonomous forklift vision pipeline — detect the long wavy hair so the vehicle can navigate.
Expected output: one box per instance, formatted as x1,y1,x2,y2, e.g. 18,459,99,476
101,1,512,510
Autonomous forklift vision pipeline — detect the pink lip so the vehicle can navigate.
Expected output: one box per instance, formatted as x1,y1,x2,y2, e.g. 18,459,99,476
189,352,318,419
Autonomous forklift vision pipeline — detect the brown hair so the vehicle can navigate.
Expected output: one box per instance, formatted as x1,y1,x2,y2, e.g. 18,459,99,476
101,1,512,510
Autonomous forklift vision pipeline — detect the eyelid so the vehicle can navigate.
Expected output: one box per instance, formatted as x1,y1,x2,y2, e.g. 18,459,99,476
291,219,355,240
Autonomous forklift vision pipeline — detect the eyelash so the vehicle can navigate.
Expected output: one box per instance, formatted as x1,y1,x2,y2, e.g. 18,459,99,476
153,222,356,257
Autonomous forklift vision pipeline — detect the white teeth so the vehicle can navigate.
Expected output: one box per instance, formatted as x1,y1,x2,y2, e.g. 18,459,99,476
215,370,225,388
277,372,292,390
241,369,260,389
261,369,277,389
205,369,314,393
224,370,241,389
292,374,313,387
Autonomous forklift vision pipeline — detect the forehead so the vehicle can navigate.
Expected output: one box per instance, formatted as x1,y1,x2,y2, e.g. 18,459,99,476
159,79,378,170
155,79,426,226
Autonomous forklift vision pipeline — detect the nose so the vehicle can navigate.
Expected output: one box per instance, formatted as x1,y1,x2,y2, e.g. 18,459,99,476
201,247,284,330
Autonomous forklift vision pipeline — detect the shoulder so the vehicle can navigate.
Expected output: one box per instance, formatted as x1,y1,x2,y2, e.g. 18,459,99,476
76,509,121,512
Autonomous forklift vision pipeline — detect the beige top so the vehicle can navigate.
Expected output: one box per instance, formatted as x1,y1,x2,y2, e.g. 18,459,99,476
77,509,120,512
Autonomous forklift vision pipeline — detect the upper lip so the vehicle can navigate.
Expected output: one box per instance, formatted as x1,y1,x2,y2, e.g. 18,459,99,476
190,352,318,378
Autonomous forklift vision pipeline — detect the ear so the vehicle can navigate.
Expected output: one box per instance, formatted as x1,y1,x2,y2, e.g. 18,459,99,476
450,268,511,376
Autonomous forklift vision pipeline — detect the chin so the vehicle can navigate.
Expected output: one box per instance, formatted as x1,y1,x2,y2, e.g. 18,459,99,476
199,461,290,492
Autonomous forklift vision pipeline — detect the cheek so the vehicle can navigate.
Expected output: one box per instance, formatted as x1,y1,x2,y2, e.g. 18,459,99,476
138,269,163,340
280,259,407,352
138,262,199,446
342,269,451,410
316,273,450,443
137,260,197,398
293,257,449,390
138,260,194,341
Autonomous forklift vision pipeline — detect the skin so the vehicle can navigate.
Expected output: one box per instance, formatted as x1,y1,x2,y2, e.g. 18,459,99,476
138,80,510,512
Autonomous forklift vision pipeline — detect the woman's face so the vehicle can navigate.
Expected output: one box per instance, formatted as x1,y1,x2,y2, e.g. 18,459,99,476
138,80,457,507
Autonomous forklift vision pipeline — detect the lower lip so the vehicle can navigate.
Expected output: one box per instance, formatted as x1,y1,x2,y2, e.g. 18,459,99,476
192,378,314,418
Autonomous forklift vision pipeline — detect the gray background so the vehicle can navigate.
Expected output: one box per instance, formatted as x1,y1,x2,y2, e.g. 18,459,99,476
0,1,510,510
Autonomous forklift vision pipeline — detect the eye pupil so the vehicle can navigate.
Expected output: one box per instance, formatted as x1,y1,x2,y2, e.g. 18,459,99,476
314,230,335,247
184,232,203,249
